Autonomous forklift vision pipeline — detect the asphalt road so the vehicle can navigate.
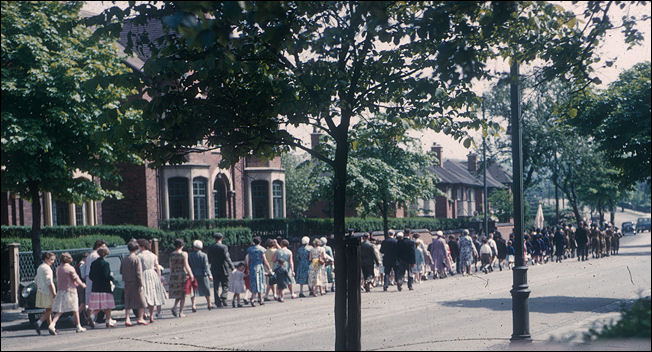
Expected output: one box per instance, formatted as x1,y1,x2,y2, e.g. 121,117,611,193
2,209,650,351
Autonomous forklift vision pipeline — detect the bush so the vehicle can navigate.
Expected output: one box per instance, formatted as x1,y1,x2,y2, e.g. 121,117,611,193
1,225,166,242
584,297,651,340
1,235,126,252
159,227,252,252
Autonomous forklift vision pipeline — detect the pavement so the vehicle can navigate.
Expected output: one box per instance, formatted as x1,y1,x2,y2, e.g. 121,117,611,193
2,210,650,351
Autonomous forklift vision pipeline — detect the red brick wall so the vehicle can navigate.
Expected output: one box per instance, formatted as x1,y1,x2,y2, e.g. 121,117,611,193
1,191,45,226
102,163,150,226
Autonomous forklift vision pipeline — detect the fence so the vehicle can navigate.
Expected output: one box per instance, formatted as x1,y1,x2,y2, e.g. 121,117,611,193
17,247,94,283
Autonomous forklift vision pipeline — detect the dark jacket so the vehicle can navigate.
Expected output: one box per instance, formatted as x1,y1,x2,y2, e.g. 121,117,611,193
207,242,234,277
496,238,507,259
89,257,114,293
575,227,588,244
360,240,380,267
380,237,398,266
447,239,460,262
396,238,416,265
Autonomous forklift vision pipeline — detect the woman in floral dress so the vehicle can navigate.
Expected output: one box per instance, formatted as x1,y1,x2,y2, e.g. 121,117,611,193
458,230,477,276
245,237,271,307
169,238,194,318
308,238,327,296
137,239,167,322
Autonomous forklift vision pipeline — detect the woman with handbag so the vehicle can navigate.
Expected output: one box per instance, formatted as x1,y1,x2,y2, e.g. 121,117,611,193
169,238,194,318
308,238,327,296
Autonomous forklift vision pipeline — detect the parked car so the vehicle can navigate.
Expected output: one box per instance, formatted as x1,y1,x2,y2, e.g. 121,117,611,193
622,221,635,234
636,217,651,233
19,245,131,327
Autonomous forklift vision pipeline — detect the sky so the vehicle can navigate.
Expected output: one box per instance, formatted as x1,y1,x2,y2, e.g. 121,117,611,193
82,1,651,161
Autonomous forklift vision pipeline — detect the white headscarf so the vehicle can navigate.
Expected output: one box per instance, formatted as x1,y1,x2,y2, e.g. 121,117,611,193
301,236,310,245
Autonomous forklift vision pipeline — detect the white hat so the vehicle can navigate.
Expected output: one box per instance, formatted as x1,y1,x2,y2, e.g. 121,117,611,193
193,240,203,249
301,236,310,245
396,232,404,238
320,236,328,245
436,230,444,237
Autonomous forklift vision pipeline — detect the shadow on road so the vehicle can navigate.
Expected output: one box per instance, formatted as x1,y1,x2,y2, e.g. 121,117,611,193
440,296,623,314
619,243,651,249
609,251,651,257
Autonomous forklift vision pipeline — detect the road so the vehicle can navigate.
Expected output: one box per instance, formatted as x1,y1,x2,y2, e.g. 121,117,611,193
2,209,650,351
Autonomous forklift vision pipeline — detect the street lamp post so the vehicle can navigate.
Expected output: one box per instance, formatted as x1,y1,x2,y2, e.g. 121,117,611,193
483,98,488,238
509,60,532,342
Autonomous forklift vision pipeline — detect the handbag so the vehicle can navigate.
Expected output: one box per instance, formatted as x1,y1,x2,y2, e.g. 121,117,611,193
184,277,198,294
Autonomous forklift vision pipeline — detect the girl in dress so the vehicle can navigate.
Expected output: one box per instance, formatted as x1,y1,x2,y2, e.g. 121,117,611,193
229,263,247,307
50,252,87,334
273,258,291,302
34,252,56,335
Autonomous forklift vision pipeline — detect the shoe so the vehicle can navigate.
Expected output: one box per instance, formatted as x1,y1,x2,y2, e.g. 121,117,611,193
259,300,264,305
299,293,305,298
88,314,96,328
171,308,177,317
232,301,236,308
243,299,250,304
250,300,255,307
35,320,42,335
76,326,86,333
178,313,186,318
208,304,215,310
48,324,57,335
383,286,387,292
237,303,243,308
125,321,134,327
409,287,414,291
279,298,285,303
191,306,197,313
106,321,116,328
137,321,149,326
397,284,402,292
263,297,272,302
291,294,296,299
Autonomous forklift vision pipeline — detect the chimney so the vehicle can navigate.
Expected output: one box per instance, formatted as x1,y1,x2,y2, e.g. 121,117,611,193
310,127,322,160
430,143,442,167
467,152,478,173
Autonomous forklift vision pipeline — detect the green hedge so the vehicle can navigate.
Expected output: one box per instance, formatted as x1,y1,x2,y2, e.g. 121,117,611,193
160,217,474,238
160,227,252,251
1,225,166,242
1,235,126,252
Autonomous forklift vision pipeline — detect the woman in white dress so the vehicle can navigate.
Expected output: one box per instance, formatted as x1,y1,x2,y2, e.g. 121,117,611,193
34,252,56,335
137,239,167,323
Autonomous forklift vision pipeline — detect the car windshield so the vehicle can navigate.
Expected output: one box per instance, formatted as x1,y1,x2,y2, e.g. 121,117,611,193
637,218,650,224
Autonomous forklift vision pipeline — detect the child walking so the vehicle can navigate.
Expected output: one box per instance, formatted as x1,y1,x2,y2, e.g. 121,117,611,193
229,263,247,308
274,259,291,302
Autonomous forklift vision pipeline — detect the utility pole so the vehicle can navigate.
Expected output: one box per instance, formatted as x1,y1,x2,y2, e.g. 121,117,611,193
509,60,531,343
483,97,488,238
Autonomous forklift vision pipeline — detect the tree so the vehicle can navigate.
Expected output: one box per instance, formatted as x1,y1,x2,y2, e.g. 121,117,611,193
1,1,143,266
572,62,651,188
89,1,642,349
488,188,513,223
282,152,317,218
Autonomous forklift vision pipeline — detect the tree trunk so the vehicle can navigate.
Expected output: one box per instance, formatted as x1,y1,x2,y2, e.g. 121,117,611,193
333,131,349,351
28,181,42,270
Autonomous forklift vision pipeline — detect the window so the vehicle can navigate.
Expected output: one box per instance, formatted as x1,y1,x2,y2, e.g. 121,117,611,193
273,181,283,218
52,200,69,225
75,203,86,226
193,177,208,220
251,180,269,218
213,176,227,218
168,177,189,219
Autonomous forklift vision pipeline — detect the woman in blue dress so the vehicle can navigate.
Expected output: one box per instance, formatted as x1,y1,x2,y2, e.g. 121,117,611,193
295,236,312,297
245,237,271,307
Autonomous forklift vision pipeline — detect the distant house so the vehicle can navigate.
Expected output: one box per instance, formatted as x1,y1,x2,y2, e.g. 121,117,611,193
411,143,510,219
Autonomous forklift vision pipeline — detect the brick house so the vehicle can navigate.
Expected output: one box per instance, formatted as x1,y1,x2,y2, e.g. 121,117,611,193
2,15,285,228
411,143,510,218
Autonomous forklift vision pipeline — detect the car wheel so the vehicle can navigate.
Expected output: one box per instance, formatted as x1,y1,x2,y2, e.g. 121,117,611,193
28,313,42,328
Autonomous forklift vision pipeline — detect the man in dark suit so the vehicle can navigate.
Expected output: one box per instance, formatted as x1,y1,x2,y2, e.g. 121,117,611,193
380,230,398,291
207,232,234,307
395,231,416,291
360,233,380,293
575,222,589,262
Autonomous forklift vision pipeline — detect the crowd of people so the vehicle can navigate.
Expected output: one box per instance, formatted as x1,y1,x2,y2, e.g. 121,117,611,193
31,222,624,335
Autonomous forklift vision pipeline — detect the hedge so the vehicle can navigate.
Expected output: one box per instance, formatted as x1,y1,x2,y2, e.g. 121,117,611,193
1,235,126,252
160,217,476,238
1,225,166,242
159,227,252,252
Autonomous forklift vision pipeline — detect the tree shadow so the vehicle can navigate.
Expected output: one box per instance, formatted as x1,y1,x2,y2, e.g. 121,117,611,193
440,296,623,314
619,243,651,249
611,251,651,257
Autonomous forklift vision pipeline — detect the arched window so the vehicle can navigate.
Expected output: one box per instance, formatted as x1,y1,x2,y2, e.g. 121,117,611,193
251,180,269,218
273,181,283,218
213,175,228,218
193,177,208,220
168,177,189,219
